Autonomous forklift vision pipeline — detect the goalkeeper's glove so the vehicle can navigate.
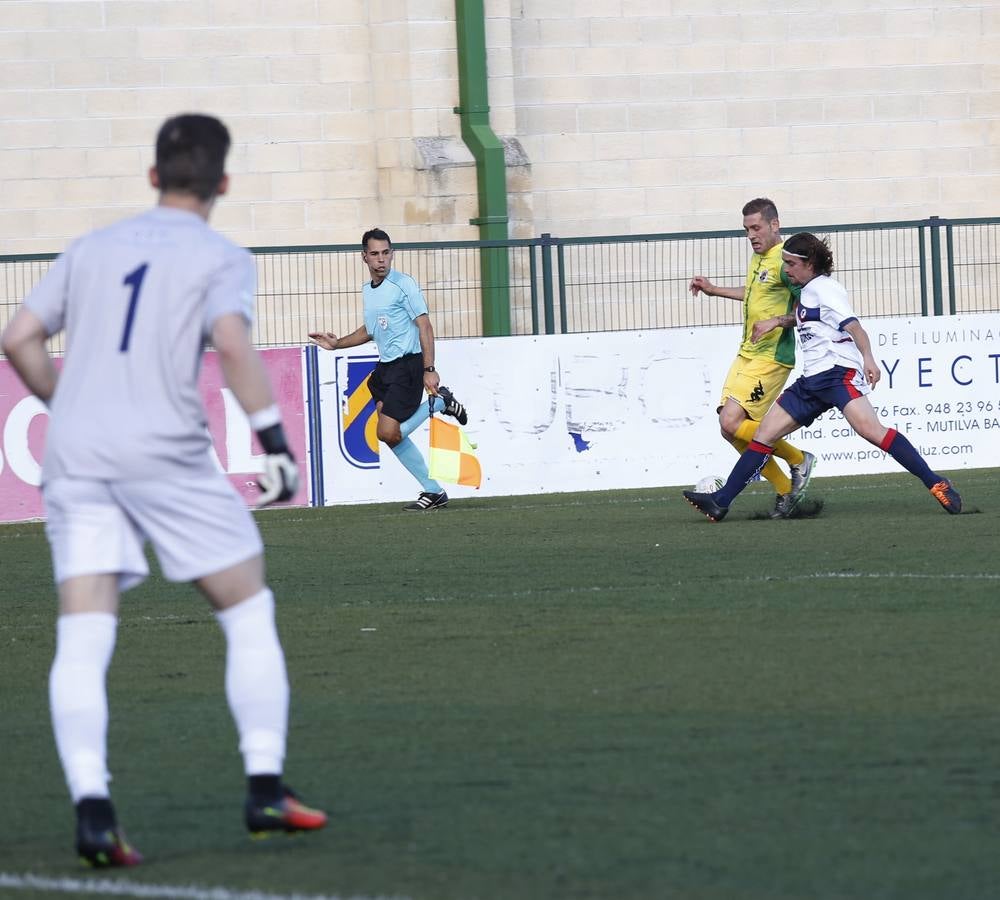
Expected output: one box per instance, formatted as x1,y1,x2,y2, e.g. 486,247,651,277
255,422,299,507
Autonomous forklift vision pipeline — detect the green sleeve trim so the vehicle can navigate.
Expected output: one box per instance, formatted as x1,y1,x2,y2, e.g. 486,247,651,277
780,265,801,301
775,324,797,366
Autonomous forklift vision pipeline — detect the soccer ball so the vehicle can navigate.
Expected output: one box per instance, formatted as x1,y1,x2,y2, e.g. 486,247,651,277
694,475,724,493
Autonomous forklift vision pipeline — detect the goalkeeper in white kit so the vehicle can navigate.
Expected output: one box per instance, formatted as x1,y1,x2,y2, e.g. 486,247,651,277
0,113,326,867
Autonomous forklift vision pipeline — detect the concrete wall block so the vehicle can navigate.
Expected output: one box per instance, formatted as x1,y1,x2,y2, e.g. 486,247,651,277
271,171,332,201
0,61,54,90
319,53,372,82
637,19,698,49
294,25,369,54
538,131,595,162
970,91,1000,118
269,56,323,85
873,94,922,121
589,17,642,45
316,0,367,26
690,15,743,43
306,199,365,231
408,21,457,53
252,201,307,231
917,92,970,121
257,0,328,26
968,146,1000,173
726,100,776,129
594,130,643,160
823,96,874,124
629,101,727,132
517,104,580,136
325,169,378,200
572,0,625,17
638,74,693,102
585,75,640,103
42,1,104,29
246,142,302,173
108,59,164,88
871,149,929,179
85,147,144,177
940,173,1000,203
265,115,324,143
517,47,580,76
301,141,362,171
573,46,630,76
320,112,373,143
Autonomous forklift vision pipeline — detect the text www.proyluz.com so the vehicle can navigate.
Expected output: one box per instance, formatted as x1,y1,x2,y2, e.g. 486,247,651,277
820,443,974,462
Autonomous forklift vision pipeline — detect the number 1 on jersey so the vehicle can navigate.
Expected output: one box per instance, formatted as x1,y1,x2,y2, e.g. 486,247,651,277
120,263,148,352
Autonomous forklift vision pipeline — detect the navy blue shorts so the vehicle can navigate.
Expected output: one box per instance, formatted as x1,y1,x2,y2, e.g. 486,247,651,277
367,352,425,422
776,366,870,428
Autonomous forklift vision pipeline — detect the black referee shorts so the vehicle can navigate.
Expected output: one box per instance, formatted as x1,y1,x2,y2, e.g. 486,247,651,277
367,352,425,422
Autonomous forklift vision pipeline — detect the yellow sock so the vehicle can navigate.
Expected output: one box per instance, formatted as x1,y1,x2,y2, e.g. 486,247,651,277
732,419,804,467
760,459,792,496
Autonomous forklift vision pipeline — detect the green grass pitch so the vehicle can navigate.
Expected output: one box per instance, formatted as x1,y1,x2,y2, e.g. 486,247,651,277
3,468,999,900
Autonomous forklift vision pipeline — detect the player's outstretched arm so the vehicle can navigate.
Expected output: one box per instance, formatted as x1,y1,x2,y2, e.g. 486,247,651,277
0,307,58,402
213,312,298,506
307,324,371,351
689,276,743,302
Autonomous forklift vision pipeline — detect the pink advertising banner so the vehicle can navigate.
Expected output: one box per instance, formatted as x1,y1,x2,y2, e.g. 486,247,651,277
0,347,308,524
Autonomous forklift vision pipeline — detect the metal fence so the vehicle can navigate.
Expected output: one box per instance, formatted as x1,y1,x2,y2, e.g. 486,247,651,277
2,216,998,354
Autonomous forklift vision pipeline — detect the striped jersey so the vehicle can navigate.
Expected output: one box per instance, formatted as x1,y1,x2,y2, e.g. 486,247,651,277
24,206,255,482
739,241,799,367
362,269,428,361
794,274,864,377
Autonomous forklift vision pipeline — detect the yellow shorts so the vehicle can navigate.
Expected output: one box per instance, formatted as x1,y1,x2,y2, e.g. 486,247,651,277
719,354,793,421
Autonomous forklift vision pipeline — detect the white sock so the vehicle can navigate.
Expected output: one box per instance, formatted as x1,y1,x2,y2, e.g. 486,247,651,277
49,612,117,803
215,588,289,775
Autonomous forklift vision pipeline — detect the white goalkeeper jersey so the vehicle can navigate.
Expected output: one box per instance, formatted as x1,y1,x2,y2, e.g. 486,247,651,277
25,206,256,482
794,274,864,377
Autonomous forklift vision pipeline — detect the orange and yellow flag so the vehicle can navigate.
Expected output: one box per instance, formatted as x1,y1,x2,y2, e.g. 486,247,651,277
428,417,482,488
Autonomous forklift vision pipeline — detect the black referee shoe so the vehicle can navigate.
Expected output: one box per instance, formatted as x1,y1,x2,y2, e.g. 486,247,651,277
436,386,468,426
403,491,449,511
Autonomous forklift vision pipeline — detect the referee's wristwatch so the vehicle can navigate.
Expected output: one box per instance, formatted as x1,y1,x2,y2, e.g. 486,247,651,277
424,365,436,373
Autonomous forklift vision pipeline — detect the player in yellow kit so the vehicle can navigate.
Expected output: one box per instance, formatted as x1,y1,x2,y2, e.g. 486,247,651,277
689,198,816,518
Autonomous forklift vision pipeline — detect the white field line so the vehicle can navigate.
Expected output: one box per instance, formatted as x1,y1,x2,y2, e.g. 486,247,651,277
0,872,409,900
772,571,1000,581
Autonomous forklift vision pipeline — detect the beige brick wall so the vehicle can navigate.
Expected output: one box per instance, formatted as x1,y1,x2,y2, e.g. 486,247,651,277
513,0,1000,235
0,0,997,257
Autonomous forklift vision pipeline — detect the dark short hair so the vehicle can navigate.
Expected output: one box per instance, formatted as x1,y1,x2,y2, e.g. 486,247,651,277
742,197,779,222
155,114,230,201
362,228,392,250
783,232,835,276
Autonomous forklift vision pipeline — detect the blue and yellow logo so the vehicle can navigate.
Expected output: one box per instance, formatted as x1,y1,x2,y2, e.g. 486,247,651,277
336,355,380,468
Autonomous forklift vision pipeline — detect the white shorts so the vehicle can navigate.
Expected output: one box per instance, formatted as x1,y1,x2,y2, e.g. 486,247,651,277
43,476,264,591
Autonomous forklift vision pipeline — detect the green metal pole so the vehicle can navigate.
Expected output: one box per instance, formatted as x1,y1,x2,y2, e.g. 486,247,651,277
454,0,511,336
540,234,554,334
929,215,944,316
946,223,956,315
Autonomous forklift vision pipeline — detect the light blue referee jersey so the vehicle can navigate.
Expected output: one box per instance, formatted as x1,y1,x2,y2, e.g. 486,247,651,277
24,206,256,482
362,269,428,362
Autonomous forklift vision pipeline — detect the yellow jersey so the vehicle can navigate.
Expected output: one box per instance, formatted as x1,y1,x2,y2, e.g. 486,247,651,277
739,240,799,367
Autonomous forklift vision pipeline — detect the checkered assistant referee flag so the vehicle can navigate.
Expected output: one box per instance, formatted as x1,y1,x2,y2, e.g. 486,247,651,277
427,416,482,488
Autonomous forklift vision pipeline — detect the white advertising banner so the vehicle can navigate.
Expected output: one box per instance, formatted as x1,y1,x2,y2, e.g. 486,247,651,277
316,312,999,505
795,312,1000,477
